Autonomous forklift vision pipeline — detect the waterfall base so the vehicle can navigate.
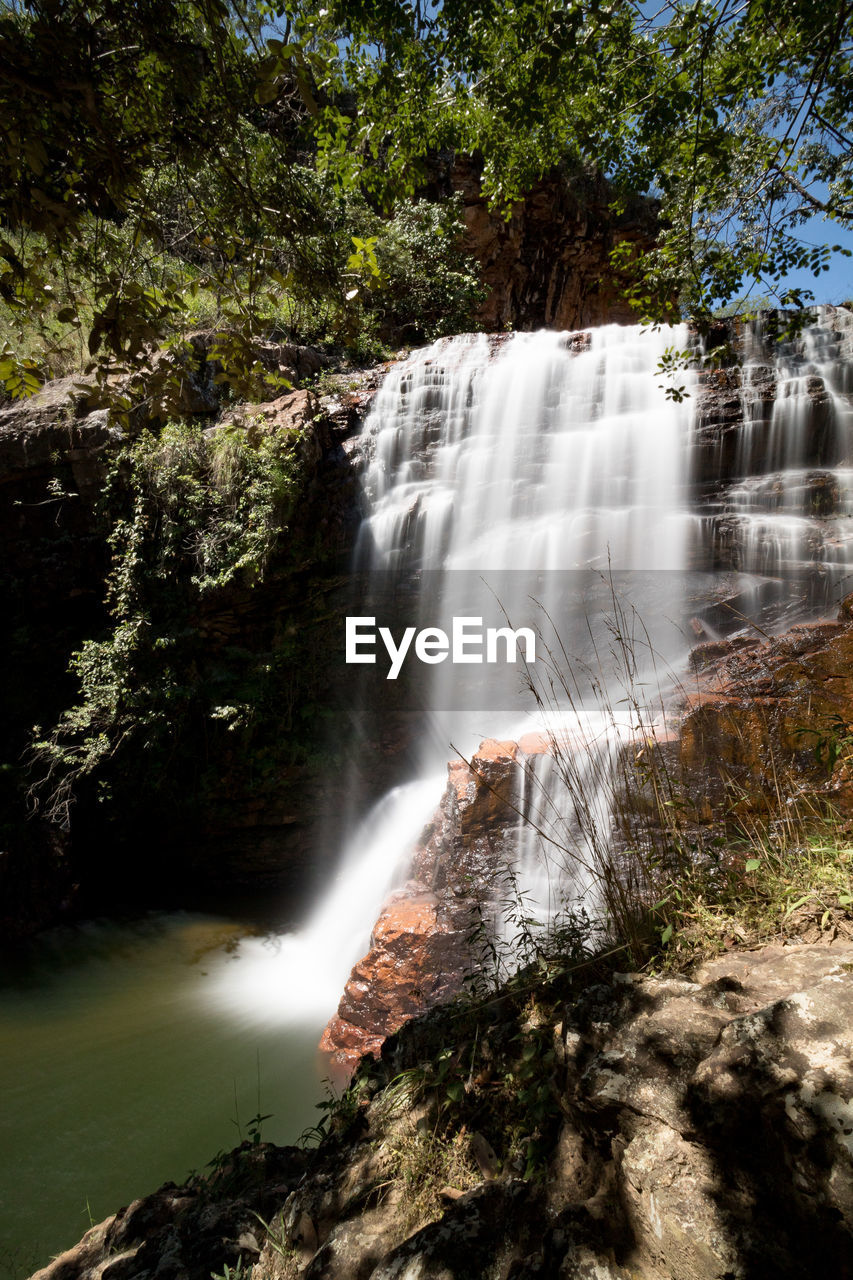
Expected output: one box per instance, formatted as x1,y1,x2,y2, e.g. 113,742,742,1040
322,595,853,1070
35,939,853,1280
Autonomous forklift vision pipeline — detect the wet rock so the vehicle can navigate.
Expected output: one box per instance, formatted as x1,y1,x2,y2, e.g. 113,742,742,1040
679,614,853,812
319,887,465,1066
320,736,539,1069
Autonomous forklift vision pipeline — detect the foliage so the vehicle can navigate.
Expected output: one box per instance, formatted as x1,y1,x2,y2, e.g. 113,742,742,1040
652,809,853,969
385,1125,480,1232
0,1,286,390
210,1259,245,1280
288,0,853,317
299,1076,368,1145
368,199,487,342
0,2,487,401
28,419,304,828
5,0,852,392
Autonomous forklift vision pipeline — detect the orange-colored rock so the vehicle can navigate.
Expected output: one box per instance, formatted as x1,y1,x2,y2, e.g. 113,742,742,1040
471,738,519,765
321,736,553,1070
448,757,475,804
680,615,853,811
320,884,467,1070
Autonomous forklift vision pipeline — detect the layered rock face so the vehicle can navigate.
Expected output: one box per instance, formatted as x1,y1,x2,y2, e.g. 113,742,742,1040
680,608,853,812
34,939,853,1280
0,350,373,935
444,158,660,331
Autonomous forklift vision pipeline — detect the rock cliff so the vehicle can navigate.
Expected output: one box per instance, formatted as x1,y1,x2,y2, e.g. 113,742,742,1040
440,158,660,332
0,350,377,937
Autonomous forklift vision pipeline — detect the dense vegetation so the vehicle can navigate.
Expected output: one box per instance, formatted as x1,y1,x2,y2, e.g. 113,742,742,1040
0,0,488,403
28,422,305,829
2,0,853,406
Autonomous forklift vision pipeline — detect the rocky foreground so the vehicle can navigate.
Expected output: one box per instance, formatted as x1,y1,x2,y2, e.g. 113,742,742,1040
33,938,853,1280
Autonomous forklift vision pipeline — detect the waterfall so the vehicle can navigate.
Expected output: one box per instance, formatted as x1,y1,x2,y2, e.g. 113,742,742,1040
354,325,696,755
208,310,853,1027
357,326,695,576
201,776,443,1025
710,307,853,597
349,324,697,933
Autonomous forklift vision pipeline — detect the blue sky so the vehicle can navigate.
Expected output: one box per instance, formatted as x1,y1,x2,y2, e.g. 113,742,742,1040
774,215,853,306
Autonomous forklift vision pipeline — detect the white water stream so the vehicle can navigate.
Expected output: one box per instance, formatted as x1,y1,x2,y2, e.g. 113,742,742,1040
717,311,853,581
209,312,853,1025
357,326,694,575
209,323,698,1017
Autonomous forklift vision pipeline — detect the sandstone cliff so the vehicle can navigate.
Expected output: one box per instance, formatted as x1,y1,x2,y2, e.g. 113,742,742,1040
437,158,659,332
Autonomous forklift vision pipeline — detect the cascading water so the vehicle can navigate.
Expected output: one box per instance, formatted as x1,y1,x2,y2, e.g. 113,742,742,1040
207,323,698,1018
211,309,853,1026
357,326,694,577
202,776,444,1023
708,308,853,595
352,323,697,927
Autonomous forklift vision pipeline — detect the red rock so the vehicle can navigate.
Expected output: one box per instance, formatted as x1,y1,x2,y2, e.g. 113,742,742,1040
471,738,519,765
320,741,527,1071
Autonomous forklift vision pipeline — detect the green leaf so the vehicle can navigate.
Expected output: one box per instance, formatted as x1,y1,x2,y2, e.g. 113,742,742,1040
745,859,761,872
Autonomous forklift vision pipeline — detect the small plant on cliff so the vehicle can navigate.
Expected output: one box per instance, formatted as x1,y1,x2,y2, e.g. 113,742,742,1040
385,1124,481,1232
210,1259,245,1280
795,713,853,776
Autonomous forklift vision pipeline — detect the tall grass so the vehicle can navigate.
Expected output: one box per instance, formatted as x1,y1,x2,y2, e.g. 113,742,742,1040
466,582,853,980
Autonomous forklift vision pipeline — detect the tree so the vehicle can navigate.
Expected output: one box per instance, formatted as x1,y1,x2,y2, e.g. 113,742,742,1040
0,0,351,399
293,0,853,315
2,0,852,400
